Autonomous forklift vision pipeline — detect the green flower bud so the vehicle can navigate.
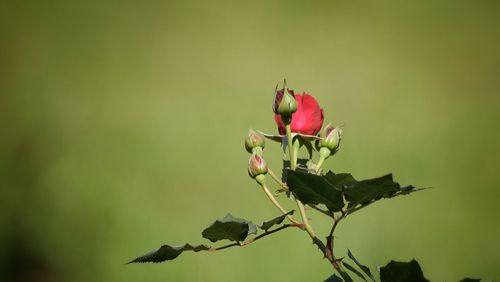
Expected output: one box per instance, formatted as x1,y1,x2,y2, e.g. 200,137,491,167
248,154,268,183
245,129,265,154
316,124,342,155
272,88,297,119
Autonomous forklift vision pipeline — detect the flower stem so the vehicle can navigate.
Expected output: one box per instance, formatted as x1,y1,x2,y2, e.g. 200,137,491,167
284,123,317,238
268,168,288,191
293,139,301,164
316,147,331,174
297,200,316,237
285,124,296,170
281,119,345,277
315,155,326,174
260,183,300,225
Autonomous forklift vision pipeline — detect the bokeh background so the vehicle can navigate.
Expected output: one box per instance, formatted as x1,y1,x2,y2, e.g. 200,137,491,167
1,0,500,281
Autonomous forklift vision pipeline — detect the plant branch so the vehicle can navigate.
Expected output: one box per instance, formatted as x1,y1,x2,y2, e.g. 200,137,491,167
325,213,350,280
296,200,316,237
283,123,326,265
285,124,296,169
213,224,297,251
260,183,300,225
284,125,316,235
268,168,288,191
281,120,348,279
292,139,301,167
211,223,341,277
326,214,342,257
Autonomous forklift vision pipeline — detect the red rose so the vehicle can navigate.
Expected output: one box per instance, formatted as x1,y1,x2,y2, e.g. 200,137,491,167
274,92,324,135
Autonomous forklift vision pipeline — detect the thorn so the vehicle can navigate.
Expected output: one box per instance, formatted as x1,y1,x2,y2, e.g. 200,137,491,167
334,257,345,263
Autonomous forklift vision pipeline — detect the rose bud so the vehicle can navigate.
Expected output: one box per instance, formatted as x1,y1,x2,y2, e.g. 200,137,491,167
272,88,297,120
248,154,268,184
274,92,324,135
245,129,265,154
317,124,341,154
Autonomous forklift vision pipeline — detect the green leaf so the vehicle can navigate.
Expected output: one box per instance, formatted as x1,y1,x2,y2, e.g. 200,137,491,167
286,169,421,213
324,172,422,210
459,279,481,282
128,244,210,263
202,214,257,242
342,261,367,281
323,171,356,187
258,211,294,231
347,249,375,281
282,159,313,183
286,170,344,212
342,174,401,208
380,259,429,282
324,274,343,282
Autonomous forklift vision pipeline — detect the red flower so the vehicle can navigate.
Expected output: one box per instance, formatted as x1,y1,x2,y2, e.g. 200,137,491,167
274,92,324,135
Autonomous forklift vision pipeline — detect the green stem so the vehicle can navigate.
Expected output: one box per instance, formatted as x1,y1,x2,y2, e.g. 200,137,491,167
211,224,336,278
315,155,326,174
281,118,345,277
268,168,288,191
260,183,300,225
213,224,296,251
293,139,301,165
284,123,317,238
315,147,331,174
296,200,316,237
285,124,296,170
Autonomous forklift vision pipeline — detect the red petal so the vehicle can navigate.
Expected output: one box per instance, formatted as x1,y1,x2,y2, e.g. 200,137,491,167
274,114,286,135
274,92,324,136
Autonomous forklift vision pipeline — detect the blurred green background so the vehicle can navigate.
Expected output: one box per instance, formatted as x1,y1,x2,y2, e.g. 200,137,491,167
1,0,499,281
